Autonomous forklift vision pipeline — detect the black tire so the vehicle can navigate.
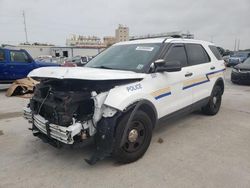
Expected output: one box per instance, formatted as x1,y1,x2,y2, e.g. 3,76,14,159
231,79,238,84
202,85,222,115
231,80,237,84
112,110,153,163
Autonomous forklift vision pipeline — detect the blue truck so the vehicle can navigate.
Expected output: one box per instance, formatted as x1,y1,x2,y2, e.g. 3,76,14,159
0,48,59,84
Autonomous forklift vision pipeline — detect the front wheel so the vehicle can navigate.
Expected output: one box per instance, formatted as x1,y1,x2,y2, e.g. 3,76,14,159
202,85,222,115
112,110,153,163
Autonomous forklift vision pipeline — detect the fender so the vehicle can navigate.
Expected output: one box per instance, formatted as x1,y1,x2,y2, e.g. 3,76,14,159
85,99,158,165
103,79,157,112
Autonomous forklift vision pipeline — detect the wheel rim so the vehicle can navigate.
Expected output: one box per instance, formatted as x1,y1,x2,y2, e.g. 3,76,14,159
123,121,146,153
212,90,221,110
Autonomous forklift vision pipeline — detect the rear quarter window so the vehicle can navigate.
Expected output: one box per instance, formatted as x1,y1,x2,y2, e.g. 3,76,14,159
186,44,210,66
209,45,223,60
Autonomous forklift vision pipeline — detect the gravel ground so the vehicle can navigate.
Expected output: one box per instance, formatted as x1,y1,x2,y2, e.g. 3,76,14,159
0,68,250,188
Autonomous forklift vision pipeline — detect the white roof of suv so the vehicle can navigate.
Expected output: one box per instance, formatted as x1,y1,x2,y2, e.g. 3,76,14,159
115,38,214,46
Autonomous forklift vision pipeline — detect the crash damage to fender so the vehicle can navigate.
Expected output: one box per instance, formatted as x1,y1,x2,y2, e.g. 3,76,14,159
23,67,147,164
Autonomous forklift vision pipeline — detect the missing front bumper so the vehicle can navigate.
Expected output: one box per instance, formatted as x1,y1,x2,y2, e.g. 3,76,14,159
23,107,82,144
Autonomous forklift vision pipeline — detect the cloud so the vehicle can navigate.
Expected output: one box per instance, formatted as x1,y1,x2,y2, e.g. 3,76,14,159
0,0,249,49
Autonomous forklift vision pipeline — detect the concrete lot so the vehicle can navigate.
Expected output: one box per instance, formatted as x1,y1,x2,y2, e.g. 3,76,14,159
0,68,250,188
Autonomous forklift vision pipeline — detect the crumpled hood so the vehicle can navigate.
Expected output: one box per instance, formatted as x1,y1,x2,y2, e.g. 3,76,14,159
28,67,146,80
235,63,250,70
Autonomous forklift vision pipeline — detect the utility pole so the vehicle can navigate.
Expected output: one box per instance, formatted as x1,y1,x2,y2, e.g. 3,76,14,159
237,39,240,51
234,38,237,52
22,11,28,44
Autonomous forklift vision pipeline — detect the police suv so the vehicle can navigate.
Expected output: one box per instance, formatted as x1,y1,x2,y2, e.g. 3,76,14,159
24,37,225,164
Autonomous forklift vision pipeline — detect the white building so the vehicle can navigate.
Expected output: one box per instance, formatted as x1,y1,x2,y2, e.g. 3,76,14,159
66,35,105,48
115,24,129,42
2,44,104,59
51,46,103,58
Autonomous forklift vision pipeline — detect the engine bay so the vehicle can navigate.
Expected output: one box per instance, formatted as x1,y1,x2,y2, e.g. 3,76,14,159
29,78,138,127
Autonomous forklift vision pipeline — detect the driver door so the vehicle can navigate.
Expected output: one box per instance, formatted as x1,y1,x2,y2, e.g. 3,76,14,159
7,50,34,80
153,43,193,118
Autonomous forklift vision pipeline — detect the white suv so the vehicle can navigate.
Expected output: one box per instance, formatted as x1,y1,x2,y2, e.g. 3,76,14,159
23,37,225,165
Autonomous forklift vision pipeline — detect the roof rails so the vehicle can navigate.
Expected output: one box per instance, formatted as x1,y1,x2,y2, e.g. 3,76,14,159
129,32,194,41
129,35,175,41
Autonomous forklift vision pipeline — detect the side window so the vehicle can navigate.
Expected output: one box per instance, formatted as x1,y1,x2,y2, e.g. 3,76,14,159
10,51,30,63
0,50,5,62
164,45,188,67
186,44,210,66
209,45,223,60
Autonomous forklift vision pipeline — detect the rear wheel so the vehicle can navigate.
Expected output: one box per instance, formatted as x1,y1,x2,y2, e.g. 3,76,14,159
202,85,222,115
112,110,153,163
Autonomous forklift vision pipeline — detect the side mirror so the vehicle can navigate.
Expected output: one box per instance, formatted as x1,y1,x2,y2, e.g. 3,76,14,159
28,58,33,63
154,59,166,67
155,60,182,72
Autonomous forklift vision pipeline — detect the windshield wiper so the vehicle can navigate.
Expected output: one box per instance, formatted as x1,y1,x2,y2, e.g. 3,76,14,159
94,65,113,69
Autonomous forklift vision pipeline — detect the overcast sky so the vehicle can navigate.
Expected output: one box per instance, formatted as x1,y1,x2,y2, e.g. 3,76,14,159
0,0,249,50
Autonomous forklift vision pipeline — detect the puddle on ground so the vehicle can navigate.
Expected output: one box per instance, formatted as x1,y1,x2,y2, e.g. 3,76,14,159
0,130,3,136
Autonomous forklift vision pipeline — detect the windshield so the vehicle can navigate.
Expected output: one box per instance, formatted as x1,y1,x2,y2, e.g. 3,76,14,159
244,58,250,64
232,52,248,58
85,43,161,72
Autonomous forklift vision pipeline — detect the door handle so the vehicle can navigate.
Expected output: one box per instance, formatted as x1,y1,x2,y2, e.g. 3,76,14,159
210,66,215,70
185,72,193,77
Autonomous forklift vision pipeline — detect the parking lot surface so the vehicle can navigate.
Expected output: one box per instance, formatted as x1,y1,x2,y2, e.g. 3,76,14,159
0,68,250,188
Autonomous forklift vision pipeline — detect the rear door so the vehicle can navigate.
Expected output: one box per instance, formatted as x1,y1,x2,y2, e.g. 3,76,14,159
184,43,212,103
7,50,34,80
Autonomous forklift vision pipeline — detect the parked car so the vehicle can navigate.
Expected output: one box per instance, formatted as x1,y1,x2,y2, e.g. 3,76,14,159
231,57,250,84
62,56,93,67
223,55,230,64
0,48,59,84
35,55,62,63
226,52,250,67
23,38,225,165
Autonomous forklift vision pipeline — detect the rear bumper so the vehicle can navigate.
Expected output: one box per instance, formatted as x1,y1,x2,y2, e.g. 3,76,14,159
23,107,83,144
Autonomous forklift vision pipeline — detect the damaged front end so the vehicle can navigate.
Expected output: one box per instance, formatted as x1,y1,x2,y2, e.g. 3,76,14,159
23,78,137,164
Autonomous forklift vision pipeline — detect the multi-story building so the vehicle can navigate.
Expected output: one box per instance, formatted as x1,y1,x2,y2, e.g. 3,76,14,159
115,24,129,42
66,25,130,48
66,35,105,48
